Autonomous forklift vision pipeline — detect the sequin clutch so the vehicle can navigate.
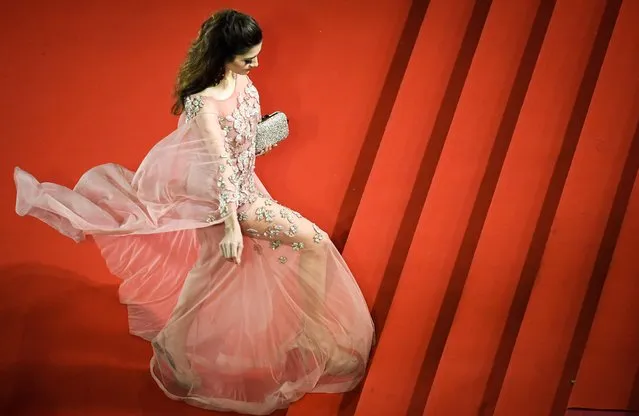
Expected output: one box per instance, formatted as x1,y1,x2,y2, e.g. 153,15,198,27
255,111,289,156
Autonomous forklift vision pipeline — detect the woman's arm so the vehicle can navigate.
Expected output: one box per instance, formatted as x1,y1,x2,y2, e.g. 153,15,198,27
195,112,239,219
195,111,243,263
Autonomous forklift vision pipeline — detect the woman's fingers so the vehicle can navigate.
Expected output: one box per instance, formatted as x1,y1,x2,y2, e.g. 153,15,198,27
219,243,237,263
220,242,231,260
220,240,243,264
229,242,237,261
236,242,243,265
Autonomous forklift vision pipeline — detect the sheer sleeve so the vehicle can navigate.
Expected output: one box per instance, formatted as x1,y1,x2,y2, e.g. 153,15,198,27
194,111,239,219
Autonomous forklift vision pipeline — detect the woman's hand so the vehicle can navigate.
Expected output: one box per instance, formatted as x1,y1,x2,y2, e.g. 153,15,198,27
220,216,243,264
257,142,278,156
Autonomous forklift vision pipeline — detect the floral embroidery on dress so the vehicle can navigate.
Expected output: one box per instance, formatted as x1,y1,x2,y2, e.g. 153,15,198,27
191,81,261,222
214,83,262,213
184,96,205,122
312,224,325,244
191,81,320,267
246,196,329,265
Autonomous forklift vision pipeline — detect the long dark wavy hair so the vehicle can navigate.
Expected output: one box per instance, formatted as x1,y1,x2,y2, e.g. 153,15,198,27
171,9,262,115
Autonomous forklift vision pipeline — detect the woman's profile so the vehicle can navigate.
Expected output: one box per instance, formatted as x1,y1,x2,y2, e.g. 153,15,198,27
14,9,374,415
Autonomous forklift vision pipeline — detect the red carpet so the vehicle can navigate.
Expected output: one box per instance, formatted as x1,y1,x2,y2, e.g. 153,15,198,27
566,411,638,416
2,0,639,415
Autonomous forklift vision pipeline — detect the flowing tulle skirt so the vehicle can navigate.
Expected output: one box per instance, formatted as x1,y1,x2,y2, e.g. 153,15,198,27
14,162,375,415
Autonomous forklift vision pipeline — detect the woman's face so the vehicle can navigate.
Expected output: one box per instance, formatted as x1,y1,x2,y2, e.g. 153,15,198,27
227,42,262,76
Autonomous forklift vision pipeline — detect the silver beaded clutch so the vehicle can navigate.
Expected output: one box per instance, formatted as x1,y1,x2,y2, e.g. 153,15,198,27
255,111,289,156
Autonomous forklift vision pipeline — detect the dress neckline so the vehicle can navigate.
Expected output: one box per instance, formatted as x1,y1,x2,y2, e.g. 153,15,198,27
200,74,240,102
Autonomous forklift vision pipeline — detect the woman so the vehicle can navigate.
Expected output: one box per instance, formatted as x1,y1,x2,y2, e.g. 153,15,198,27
14,9,374,415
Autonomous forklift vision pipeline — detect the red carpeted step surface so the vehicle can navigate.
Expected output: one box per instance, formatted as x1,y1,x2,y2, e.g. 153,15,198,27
566,410,639,416
3,0,639,415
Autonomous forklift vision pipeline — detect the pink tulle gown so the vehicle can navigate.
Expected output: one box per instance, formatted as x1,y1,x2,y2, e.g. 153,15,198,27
13,74,375,415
